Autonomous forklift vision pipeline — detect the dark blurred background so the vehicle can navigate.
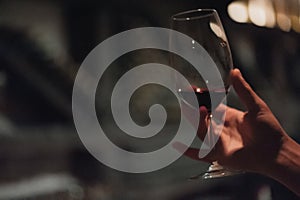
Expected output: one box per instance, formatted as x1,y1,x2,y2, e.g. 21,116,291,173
0,0,299,199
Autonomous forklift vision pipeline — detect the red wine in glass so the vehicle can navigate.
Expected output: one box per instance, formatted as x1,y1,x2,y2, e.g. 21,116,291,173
170,9,238,179
178,86,227,111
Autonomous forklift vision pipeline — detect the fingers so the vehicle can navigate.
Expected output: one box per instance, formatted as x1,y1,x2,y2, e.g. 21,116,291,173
198,106,209,139
181,100,199,129
172,142,199,160
181,100,209,138
231,68,265,112
172,141,214,163
184,147,215,163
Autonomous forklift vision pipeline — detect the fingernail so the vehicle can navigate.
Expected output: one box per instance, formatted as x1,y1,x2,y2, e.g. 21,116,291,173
234,68,241,76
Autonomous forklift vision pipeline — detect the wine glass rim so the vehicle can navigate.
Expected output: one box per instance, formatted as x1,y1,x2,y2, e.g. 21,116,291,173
172,9,217,21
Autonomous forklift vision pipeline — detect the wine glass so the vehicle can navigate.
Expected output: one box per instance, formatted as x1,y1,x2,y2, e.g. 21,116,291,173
170,9,236,179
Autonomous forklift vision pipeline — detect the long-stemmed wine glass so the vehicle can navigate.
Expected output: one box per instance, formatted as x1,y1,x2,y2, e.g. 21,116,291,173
170,9,235,179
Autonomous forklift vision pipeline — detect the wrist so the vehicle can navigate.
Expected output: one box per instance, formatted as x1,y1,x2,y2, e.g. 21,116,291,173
262,135,300,196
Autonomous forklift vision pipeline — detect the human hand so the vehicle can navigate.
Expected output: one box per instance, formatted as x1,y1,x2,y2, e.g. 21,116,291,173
174,68,300,196
175,68,289,174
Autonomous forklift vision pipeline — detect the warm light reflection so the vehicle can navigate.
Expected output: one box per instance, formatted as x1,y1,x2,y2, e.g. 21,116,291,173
291,15,300,33
263,0,276,28
277,13,292,32
228,1,249,23
227,0,300,33
248,0,267,27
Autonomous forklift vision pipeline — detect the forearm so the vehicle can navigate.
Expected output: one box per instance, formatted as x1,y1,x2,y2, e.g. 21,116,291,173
264,136,300,196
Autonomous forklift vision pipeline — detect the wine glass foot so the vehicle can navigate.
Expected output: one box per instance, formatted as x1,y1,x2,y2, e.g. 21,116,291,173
202,162,241,179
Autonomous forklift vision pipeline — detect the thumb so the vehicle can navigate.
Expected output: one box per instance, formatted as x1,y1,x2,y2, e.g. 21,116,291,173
231,69,265,112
